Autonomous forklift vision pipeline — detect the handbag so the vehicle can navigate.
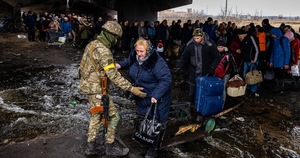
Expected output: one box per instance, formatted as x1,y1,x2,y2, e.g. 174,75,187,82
245,64,263,85
132,103,166,150
264,69,275,81
227,75,247,97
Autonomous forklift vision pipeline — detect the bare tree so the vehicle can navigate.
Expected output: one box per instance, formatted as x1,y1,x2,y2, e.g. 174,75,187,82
253,9,259,20
227,7,233,17
219,6,226,19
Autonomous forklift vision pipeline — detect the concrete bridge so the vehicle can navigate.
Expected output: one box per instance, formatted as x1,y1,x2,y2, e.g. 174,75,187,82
1,0,192,22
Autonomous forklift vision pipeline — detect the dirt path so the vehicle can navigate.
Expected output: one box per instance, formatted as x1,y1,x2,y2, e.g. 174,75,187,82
0,32,80,66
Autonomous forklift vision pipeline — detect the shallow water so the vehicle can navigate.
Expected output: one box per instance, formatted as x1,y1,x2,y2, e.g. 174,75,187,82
0,64,299,157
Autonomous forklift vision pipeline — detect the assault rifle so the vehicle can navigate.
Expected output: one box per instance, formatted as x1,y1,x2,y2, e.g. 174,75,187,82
100,76,109,133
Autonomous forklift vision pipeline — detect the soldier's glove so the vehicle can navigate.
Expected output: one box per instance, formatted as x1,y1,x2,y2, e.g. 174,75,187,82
131,87,147,98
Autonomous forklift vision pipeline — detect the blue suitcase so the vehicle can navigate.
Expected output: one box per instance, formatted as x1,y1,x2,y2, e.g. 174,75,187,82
194,76,224,116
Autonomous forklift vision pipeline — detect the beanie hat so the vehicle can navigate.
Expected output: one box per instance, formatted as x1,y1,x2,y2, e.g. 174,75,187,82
262,19,269,24
207,17,213,22
150,21,154,26
192,28,204,36
258,27,264,33
217,40,226,47
284,31,294,40
237,29,246,35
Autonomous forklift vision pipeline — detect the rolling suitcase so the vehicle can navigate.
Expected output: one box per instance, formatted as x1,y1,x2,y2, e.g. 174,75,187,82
194,76,224,116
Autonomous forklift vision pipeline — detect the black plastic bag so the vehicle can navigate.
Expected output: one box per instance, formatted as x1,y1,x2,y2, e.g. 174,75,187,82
132,103,166,150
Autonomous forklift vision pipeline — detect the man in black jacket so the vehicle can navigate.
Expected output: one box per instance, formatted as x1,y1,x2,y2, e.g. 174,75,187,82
25,11,36,42
238,29,260,97
95,17,104,35
177,28,221,104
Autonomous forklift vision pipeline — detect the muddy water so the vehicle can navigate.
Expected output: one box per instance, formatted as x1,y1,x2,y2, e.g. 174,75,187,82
0,64,299,157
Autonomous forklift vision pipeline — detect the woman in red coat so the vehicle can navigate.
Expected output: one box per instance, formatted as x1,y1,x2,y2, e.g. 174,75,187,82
229,33,243,69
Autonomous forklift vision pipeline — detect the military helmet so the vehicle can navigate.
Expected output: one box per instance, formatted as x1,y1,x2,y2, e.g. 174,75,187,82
102,21,123,37
193,28,204,36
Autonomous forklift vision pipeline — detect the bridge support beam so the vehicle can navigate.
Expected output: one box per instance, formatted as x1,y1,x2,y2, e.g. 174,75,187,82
117,0,157,22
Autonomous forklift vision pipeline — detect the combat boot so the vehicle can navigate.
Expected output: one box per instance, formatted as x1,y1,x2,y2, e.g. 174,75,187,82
84,141,97,156
105,141,129,156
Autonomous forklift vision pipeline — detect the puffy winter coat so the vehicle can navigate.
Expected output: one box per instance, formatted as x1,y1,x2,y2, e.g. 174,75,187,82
269,28,290,68
60,21,72,34
177,33,221,86
118,49,172,121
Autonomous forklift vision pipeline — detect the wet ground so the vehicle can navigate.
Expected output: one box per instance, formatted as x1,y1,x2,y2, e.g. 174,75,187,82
0,32,300,157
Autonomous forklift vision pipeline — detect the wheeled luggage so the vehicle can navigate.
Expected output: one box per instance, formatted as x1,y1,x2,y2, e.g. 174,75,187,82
194,76,224,116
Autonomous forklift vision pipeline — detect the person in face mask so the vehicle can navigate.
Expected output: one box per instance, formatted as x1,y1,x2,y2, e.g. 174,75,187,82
78,21,147,157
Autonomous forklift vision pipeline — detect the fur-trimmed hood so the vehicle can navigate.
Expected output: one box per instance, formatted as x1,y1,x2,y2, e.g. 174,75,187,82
128,48,159,71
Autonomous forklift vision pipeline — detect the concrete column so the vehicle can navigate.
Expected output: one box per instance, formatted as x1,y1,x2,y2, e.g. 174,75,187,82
12,4,22,26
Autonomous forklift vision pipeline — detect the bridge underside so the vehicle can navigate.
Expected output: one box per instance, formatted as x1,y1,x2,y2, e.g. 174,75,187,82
1,0,192,22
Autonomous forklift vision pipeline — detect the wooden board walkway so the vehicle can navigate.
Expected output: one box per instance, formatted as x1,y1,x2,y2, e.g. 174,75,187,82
118,116,208,157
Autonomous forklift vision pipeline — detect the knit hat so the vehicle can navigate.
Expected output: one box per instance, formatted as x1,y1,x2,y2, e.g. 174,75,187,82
217,40,226,47
192,28,204,36
150,21,154,26
284,31,294,40
262,19,269,24
237,29,246,35
207,17,213,22
258,27,264,33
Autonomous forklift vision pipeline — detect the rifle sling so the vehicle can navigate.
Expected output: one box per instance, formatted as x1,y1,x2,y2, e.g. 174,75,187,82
89,41,105,77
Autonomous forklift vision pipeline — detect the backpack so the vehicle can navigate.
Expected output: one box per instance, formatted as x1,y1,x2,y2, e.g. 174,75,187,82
215,54,229,78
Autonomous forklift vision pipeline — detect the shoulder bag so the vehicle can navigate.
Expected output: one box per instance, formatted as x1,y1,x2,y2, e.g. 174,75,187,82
132,103,166,150
245,63,263,85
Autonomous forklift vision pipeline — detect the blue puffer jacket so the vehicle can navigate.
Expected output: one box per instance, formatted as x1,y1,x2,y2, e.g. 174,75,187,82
60,21,72,34
118,49,172,121
269,28,290,68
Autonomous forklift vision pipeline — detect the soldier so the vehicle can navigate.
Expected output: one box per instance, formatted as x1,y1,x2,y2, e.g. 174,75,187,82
78,21,147,156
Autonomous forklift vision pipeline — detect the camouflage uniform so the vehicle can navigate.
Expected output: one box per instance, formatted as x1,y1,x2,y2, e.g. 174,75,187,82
79,21,146,156
79,39,133,144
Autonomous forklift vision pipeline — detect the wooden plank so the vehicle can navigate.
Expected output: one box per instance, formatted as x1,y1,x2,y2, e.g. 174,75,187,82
118,117,208,156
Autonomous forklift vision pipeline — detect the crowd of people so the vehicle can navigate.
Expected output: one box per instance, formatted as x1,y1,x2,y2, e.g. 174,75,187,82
22,11,107,47
22,10,300,158
170,17,300,98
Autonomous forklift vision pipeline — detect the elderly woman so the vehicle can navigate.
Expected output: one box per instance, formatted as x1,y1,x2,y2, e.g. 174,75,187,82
115,38,172,158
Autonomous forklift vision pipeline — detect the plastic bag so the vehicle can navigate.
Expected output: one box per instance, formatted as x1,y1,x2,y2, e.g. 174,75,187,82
291,65,299,76
58,36,66,43
17,35,26,39
132,103,166,150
